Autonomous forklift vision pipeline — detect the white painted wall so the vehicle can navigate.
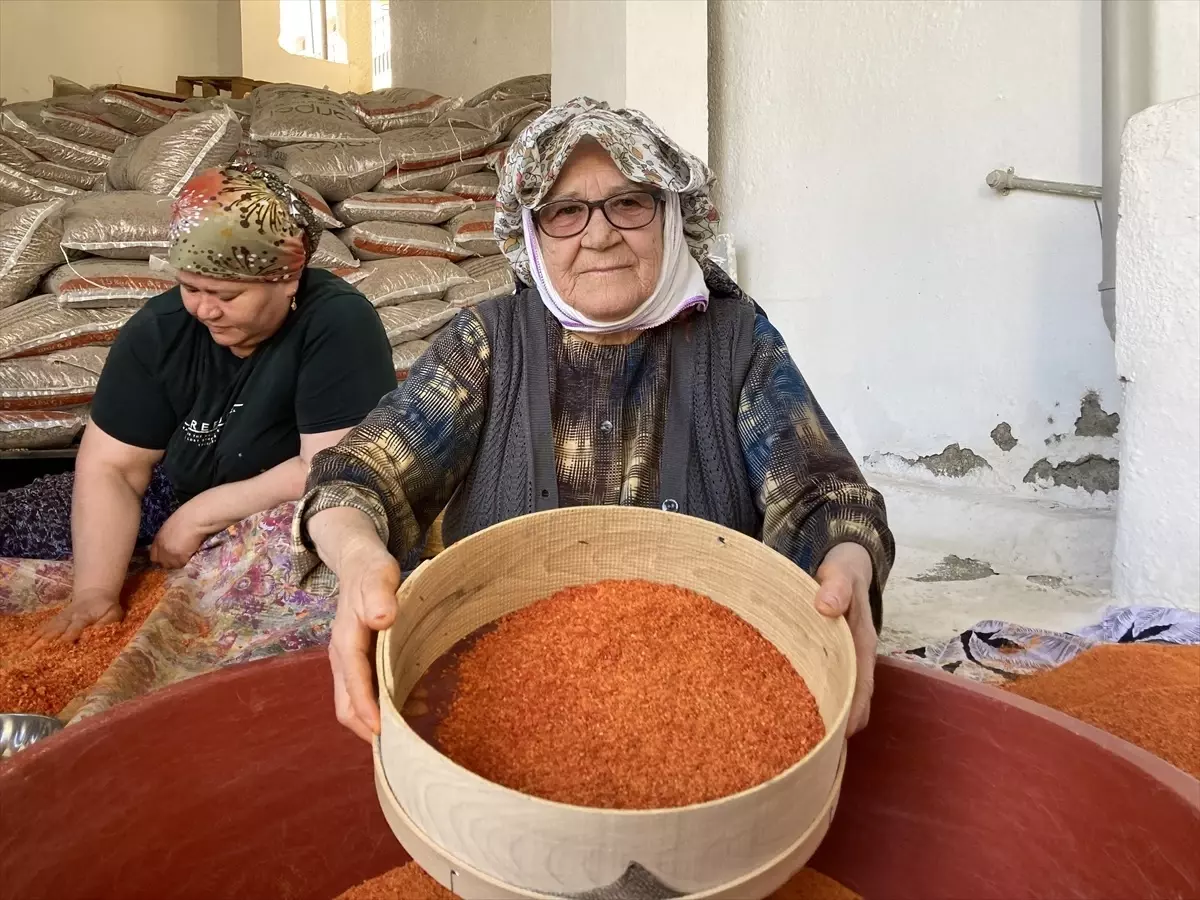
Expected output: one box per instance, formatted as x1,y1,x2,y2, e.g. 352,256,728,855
552,0,708,161
1112,94,1200,609
1151,0,1200,104
552,0,626,107
625,0,707,163
389,0,550,99
240,0,373,93
710,0,1120,499
0,0,230,100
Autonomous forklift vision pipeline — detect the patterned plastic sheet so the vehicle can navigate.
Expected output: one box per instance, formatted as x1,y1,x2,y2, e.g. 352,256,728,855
896,606,1200,685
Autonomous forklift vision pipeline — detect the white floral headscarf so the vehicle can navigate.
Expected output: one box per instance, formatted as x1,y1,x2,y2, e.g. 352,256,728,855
494,96,719,284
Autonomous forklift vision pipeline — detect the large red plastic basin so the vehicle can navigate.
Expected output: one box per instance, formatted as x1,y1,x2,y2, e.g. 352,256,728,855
2,651,1197,899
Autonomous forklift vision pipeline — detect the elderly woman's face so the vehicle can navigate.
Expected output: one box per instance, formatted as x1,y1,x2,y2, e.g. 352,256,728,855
538,141,663,322
178,271,297,357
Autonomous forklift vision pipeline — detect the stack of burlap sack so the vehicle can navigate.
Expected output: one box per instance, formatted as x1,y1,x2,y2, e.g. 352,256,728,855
0,74,546,450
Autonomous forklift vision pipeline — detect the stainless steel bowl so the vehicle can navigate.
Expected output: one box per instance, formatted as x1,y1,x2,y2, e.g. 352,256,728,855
0,713,64,758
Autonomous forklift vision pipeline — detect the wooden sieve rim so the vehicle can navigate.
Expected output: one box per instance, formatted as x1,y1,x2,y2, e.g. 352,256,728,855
377,506,856,817
372,738,848,900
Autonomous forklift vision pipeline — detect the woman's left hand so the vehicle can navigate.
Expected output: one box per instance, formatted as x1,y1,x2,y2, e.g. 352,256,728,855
150,504,211,570
814,542,877,736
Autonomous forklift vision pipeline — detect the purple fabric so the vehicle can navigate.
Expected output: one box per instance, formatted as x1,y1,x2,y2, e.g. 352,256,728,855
0,465,178,560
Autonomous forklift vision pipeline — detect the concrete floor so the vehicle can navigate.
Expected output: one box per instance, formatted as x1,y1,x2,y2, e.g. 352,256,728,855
879,545,1113,655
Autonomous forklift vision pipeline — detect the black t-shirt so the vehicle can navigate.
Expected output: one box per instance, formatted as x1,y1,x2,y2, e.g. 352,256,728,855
91,268,396,502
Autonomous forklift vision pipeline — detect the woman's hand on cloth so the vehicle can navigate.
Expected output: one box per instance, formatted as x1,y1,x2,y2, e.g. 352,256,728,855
149,503,212,570
815,542,877,735
309,507,402,742
29,588,123,648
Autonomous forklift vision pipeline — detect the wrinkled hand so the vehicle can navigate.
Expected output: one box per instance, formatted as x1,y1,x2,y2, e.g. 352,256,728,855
815,542,877,735
150,504,210,570
329,537,402,742
29,589,123,649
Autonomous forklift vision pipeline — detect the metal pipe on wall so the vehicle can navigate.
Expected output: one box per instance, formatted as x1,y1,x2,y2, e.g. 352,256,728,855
1100,0,1153,340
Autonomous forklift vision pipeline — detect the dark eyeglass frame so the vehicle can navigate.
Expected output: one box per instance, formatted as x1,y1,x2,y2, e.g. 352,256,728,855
533,190,663,239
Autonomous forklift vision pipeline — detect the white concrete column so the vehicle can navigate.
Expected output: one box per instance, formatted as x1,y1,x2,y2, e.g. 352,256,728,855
551,0,708,162
1112,93,1200,609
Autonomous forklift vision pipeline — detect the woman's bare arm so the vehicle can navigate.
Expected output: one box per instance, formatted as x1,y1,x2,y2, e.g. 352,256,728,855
33,423,161,645
149,428,354,569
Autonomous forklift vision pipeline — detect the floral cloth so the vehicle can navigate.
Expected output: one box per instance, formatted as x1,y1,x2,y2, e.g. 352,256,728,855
168,164,320,282
896,606,1200,685
0,501,333,723
495,96,719,284
64,502,335,723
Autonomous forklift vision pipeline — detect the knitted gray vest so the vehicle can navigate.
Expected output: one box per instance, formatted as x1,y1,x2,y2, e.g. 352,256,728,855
442,286,762,546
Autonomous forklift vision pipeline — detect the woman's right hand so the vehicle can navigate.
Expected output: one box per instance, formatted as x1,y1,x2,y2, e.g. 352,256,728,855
30,589,124,649
328,535,402,743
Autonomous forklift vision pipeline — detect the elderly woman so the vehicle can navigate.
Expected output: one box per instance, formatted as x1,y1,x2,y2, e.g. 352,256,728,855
294,98,894,741
8,165,395,644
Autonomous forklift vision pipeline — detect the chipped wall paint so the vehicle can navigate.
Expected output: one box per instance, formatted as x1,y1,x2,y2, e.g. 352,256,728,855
1112,95,1200,609
710,0,1122,511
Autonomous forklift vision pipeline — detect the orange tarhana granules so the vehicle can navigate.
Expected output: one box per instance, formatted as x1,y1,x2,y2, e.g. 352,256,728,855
0,569,168,717
436,579,827,810
335,863,862,900
1006,643,1200,779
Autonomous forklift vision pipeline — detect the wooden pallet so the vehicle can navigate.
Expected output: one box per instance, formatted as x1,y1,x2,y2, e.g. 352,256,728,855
175,75,269,100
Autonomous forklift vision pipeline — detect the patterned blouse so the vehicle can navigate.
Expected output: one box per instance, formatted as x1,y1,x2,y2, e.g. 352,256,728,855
292,306,894,623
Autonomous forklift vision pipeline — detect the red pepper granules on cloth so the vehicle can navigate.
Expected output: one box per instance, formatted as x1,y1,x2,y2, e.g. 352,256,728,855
0,569,168,717
334,862,457,900
335,862,862,900
1006,643,1200,779
436,579,826,810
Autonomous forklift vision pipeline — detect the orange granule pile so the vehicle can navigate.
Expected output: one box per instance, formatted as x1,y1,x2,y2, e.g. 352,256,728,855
437,579,826,810
0,569,168,716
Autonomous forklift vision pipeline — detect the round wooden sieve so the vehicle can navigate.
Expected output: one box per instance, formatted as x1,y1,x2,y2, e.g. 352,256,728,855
373,741,847,900
376,505,855,899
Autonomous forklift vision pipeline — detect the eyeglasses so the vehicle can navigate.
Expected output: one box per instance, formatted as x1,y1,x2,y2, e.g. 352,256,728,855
533,190,661,239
